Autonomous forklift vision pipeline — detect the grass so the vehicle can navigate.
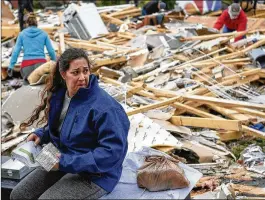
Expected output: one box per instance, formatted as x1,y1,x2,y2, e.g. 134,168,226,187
227,137,265,159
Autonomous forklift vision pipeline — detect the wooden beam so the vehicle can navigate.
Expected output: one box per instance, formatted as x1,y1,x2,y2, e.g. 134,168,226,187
171,102,222,119
170,116,242,131
217,130,242,141
65,41,115,52
58,12,65,54
100,13,124,25
183,31,248,41
242,126,265,139
92,56,127,70
233,107,265,119
133,47,227,82
222,68,261,81
242,38,265,53
207,104,255,122
182,95,265,110
100,76,157,100
126,96,181,116
109,8,141,17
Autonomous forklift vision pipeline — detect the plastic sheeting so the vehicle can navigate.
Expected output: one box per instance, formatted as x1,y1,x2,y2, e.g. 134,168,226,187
101,147,202,199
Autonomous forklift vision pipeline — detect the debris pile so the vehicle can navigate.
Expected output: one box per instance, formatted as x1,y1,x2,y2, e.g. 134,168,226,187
1,1,265,199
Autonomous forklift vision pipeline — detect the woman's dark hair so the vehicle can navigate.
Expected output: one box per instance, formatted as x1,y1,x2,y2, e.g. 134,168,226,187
26,13,38,27
20,48,90,129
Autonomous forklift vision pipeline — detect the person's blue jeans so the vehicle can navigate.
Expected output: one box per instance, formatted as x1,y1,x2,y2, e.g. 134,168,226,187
223,25,246,39
223,25,234,33
142,8,147,16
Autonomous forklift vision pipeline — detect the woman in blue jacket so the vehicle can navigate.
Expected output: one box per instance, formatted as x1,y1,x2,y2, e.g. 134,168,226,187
10,48,130,199
8,14,56,84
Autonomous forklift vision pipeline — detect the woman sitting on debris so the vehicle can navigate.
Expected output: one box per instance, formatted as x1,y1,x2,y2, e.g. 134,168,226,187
11,48,130,199
7,13,56,84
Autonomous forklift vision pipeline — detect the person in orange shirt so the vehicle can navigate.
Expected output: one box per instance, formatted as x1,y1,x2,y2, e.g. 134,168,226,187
213,3,247,42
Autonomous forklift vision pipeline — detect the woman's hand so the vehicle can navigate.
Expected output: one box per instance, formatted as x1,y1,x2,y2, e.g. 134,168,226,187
52,162,59,170
52,153,61,171
27,133,41,146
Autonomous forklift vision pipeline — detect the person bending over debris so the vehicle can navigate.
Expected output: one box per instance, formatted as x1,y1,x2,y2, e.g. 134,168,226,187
213,3,247,42
7,14,56,85
10,48,130,200
142,0,166,15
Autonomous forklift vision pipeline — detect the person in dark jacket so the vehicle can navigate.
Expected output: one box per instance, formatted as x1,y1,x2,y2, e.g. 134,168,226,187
142,0,166,15
7,14,56,84
18,0,34,31
213,3,247,42
10,48,130,199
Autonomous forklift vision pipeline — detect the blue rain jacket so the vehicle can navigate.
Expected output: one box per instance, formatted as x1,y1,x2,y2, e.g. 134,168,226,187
34,75,130,192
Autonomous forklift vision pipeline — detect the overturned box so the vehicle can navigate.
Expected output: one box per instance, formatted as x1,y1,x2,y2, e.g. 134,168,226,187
63,3,108,40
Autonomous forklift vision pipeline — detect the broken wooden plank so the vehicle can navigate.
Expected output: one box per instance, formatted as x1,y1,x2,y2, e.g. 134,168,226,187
183,31,248,41
206,104,256,123
133,47,227,82
126,96,181,116
242,126,265,139
233,107,265,119
58,11,65,54
172,102,222,119
92,56,127,70
222,68,261,81
100,76,157,100
182,95,265,110
217,130,242,141
100,13,124,25
65,41,115,52
170,116,242,131
109,8,141,17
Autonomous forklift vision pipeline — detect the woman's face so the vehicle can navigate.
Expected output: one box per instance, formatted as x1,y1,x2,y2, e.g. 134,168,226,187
60,58,90,97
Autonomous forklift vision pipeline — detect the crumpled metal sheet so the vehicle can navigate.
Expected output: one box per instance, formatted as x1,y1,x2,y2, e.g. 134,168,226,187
240,144,265,174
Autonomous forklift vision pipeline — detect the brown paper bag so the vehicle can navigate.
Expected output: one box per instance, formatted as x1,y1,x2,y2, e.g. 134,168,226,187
137,155,189,191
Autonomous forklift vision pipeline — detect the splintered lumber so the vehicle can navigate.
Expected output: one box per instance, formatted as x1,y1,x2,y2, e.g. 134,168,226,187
126,96,181,116
133,47,227,82
100,76,157,100
92,56,127,70
109,8,141,18
58,12,65,54
242,126,265,139
183,31,248,41
65,41,115,52
198,58,251,65
231,183,265,197
182,95,265,110
117,32,135,40
171,102,222,119
217,130,242,141
170,116,242,131
207,104,255,122
233,107,265,119
222,68,261,80
131,82,223,119
1,134,29,152
100,13,124,25
242,38,265,53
